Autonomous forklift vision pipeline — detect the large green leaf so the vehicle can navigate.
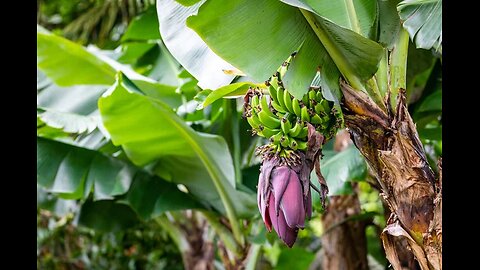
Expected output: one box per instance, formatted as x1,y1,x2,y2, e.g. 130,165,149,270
37,137,134,200
37,28,182,108
301,0,378,39
121,6,160,42
98,73,257,218
156,0,235,89
275,247,315,270
38,109,99,134
378,0,402,49
187,0,383,101
397,0,442,53
37,27,116,86
310,145,367,207
78,200,140,232
38,137,199,218
280,0,384,91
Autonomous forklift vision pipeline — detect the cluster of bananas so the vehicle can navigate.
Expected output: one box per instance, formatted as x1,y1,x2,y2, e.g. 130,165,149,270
244,56,342,158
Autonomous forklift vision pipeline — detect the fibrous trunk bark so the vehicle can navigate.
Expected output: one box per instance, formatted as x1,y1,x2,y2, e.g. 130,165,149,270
340,80,442,270
320,192,369,270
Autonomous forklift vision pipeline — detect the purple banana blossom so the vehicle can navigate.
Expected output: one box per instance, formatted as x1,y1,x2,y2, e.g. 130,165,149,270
257,124,328,247
257,153,313,247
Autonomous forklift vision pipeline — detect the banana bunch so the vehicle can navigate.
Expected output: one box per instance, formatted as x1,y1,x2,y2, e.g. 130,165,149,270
244,53,342,158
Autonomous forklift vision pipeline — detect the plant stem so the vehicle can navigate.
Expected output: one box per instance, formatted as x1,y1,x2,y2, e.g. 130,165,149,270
201,210,242,257
168,116,245,246
155,214,190,254
345,0,361,34
245,244,262,270
223,99,242,185
376,50,389,98
300,9,365,92
389,28,409,113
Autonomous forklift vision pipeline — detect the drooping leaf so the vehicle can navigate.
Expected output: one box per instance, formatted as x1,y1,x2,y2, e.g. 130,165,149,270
121,172,202,220
299,0,378,39
280,0,384,91
196,82,264,110
98,73,257,218
187,0,383,102
37,29,116,86
156,0,235,90
37,137,134,200
38,109,99,134
416,90,441,113
78,200,140,232
397,0,442,53
37,29,182,108
377,0,402,49
121,6,160,42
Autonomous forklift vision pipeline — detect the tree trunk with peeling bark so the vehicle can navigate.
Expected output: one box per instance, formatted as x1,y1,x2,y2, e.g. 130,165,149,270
320,193,369,270
340,80,442,270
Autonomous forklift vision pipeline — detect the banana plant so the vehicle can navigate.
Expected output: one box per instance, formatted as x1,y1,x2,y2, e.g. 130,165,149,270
157,0,442,269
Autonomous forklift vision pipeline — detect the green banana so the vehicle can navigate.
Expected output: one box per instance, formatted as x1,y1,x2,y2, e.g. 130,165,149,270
280,135,290,148
283,89,294,113
292,98,302,116
258,108,281,129
280,114,292,134
297,126,308,139
270,131,283,145
246,113,262,129
315,91,324,103
251,94,260,113
262,127,281,138
297,140,308,151
301,93,309,106
314,102,325,116
260,95,277,119
308,90,316,108
300,106,310,122
289,137,298,150
276,87,286,110
310,114,322,125
271,100,287,113
268,85,279,104
288,120,304,137
319,99,331,114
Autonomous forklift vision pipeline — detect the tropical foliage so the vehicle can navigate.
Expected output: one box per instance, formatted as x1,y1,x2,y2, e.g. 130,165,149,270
37,0,441,269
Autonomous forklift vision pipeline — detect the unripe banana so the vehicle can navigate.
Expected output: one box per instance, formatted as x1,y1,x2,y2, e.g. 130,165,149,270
258,108,281,129
262,127,281,138
297,140,308,151
268,85,279,105
288,120,304,137
292,98,302,117
260,95,277,119
276,87,286,109
308,90,316,103
302,93,309,106
246,113,262,129
319,99,331,114
280,135,290,148
314,103,327,117
297,126,308,139
280,114,292,134
310,114,322,125
300,106,310,122
270,131,283,145
251,94,260,113
315,91,324,103
283,89,294,113
271,100,287,113
289,137,298,150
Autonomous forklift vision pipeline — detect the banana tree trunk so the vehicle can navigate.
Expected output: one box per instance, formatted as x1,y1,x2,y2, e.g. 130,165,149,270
340,80,442,270
320,192,369,270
